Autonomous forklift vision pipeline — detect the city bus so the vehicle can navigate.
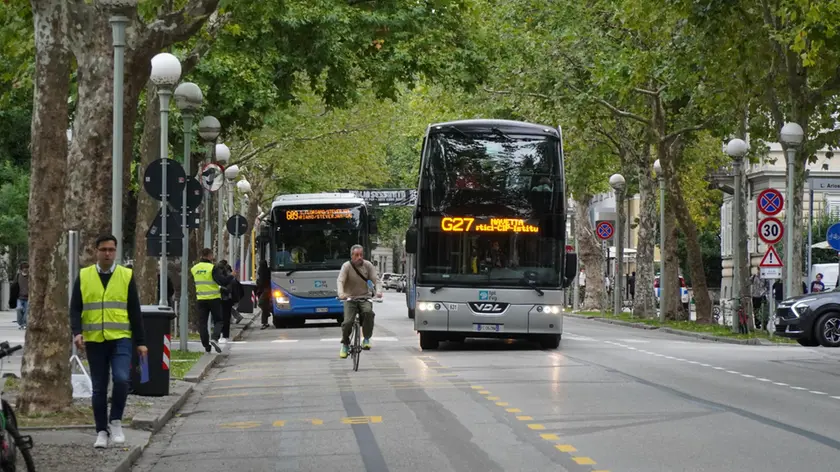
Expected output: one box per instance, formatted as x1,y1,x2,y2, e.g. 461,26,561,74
403,119,576,350
258,193,377,328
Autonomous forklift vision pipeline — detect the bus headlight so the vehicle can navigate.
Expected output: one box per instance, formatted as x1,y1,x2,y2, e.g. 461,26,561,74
536,305,561,314
417,302,439,311
273,289,289,305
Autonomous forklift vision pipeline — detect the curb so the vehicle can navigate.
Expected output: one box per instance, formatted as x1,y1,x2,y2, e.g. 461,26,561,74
112,444,144,472
130,382,194,434
183,353,224,383
566,313,766,345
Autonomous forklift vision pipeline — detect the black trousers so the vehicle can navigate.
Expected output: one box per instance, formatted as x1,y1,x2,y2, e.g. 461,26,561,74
221,300,234,338
197,299,222,350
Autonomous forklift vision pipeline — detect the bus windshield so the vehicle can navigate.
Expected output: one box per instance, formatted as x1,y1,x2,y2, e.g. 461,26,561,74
418,131,562,287
271,204,364,272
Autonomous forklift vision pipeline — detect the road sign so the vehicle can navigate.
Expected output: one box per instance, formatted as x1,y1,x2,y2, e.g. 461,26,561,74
760,267,782,279
200,163,224,192
810,178,840,191
759,245,783,267
146,237,182,258
757,217,784,245
826,223,840,251
227,214,248,236
143,159,186,201
179,177,203,211
565,245,574,253
146,209,183,240
595,221,614,240
757,188,784,216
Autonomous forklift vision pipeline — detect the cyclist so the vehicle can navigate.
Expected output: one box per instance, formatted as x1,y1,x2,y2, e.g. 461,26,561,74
337,244,382,358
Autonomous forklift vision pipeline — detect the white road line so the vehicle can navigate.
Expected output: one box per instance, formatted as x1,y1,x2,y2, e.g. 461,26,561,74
790,386,807,390
741,374,755,378
726,371,740,374
773,382,788,386
831,396,840,400
713,367,725,370
756,378,771,382
809,391,828,395
271,340,300,343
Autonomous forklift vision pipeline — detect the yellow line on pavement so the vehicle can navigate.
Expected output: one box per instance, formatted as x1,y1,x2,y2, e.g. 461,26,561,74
572,457,596,465
471,386,484,390
495,402,509,406
478,390,491,394
516,416,533,421
555,445,576,452
527,424,545,430
540,433,560,441
205,382,472,399
486,396,500,400
506,408,521,413
210,380,469,391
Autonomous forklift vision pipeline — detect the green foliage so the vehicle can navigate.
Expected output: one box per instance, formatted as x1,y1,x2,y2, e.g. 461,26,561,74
0,161,29,250
677,230,721,288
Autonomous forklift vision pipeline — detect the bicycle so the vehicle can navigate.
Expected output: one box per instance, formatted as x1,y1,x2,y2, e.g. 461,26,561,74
0,341,35,471
341,296,382,372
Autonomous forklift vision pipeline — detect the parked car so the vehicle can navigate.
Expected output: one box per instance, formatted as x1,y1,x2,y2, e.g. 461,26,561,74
396,274,407,292
384,273,403,290
775,290,840,347
654,276,690,311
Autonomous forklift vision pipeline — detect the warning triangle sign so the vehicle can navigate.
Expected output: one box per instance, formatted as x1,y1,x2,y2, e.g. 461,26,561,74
760,246,783,267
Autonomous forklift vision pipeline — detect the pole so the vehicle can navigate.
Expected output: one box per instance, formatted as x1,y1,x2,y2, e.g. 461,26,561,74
732,158,742,333
217,179,224,260
203,141,214,249
228,181,235,263
601,240,607,317
68,230,80,357
658,175,666,321
158,89,171,307
614,188,624,315
240,197,247,281
179,113,193,352
110,16,128,264
785,147,796,299
572,214,579,311
808,177,813,286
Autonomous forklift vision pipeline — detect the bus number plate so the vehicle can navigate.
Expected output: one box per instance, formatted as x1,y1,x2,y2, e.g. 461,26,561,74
316,308,328,313
474,324,502,332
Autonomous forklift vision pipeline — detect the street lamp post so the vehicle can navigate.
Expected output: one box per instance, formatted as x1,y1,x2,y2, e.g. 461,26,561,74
653,159,666,321
198,116,221,250
224,165,241,263
174,82,203,352
150,53,182,307
215,144,231,260
780,122,804,299
610,174,626,316
237,179,251,281
726,138,749,333
102,0,138,263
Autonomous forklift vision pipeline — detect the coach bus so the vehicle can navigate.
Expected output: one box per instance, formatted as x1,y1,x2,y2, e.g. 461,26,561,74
403,119,576,349
258,193,377,328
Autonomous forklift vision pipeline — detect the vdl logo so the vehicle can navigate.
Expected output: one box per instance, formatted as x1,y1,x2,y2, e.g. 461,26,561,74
470,302,508,313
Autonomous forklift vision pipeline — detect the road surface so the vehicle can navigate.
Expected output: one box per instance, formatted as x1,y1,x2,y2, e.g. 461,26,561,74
132,292,840,471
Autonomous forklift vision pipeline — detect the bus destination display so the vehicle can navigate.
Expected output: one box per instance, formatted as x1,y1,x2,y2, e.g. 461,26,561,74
440,217,538,233
285,209,353,221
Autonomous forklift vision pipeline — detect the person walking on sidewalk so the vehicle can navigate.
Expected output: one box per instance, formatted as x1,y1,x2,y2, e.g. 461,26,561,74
9,262,29,329
69,234,147,449
218,260,243,343
256,260,272,330
191,249,235,353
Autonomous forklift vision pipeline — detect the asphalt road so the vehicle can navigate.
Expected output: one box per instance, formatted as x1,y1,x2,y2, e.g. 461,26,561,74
132,292,840,472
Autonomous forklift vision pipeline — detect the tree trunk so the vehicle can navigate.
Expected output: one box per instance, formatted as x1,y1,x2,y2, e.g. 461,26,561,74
573,194,606,311
18,0,73,414
132,81,162,304
633,145,656,318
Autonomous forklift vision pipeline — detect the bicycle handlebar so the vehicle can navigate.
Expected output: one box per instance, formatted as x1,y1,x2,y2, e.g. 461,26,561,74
0,342,22,360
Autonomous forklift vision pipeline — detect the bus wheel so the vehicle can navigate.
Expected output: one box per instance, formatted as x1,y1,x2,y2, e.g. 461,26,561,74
273,317,287,329
538,335,560,350
419,332,439,350
408,308,415,319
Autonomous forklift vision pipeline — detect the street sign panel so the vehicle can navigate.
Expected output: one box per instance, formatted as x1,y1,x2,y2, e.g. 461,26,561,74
757,217,784,245
146,237,182,258
146,209,183,240
200,163,224,192
759,245,783,267
595,221,614,240
757,188,784,216
810,178,840,191
227,214,248,236
760,267,782,279
143,158,186,201
826,223,840,251
169,208,201,229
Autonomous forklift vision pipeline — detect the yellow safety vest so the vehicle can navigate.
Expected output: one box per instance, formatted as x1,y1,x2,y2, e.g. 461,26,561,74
191,261,220,300
80,265,132,343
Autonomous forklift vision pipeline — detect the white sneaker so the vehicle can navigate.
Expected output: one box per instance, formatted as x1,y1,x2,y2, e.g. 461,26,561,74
110,419,125,445
219,337,227,344
94,431,109,448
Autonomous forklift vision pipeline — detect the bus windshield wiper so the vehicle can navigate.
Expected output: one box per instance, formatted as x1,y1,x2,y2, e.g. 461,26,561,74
526,280,544,296
445,126,474,142
285,269,297,276
430,286,445,294
490,127,513,140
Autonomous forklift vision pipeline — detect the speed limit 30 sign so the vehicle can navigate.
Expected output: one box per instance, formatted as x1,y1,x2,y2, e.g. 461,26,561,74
757,217,784,245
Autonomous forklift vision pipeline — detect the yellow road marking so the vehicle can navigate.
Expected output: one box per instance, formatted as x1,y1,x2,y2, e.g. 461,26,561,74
516,416,533,421
527,424,546,430
205,382,473,399
540,433,560,440
495,402,509,406
272,420,285,427
471,386,484,390
342,416,382,424
303,418,324,425
555,444,576,452
486,396,500,400
506,408,521,413
478,390,491,394
572,457,596,465
215,372,455,382
219,421,260,429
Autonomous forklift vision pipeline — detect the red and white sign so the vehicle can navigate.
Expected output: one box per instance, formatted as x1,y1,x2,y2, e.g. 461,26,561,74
595,221,614,240
757,217,784,245
162,334,171,370
759,245,783,267
757,188,784,216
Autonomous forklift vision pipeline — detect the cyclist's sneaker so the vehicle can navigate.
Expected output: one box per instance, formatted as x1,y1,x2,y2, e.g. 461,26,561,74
362,338,371,350
94,431,108,448
339,344,349,358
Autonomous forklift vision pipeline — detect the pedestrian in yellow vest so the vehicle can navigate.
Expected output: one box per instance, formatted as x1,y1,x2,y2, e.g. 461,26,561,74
191,248,236,353
70,235,147,449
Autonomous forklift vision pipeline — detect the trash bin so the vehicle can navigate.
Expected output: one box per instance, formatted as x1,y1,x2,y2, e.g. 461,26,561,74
131,305,176,396
238,281,256,314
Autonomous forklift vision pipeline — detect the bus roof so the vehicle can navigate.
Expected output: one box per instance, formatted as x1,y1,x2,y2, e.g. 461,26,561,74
428,119,560,138
271,192,366,209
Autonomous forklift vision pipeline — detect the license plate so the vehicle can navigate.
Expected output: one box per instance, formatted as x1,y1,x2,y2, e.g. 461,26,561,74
474,324,503,332
316,308,328,313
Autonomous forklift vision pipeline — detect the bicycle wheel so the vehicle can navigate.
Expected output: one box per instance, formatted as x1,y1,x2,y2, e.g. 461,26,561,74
352,320,361,372
5,424,34,472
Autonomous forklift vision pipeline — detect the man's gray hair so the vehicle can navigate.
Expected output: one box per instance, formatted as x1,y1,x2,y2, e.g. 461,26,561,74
350,244,364,257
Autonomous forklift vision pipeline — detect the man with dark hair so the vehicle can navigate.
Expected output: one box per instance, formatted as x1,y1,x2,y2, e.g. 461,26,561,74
191,248,235,353
70,234,147,448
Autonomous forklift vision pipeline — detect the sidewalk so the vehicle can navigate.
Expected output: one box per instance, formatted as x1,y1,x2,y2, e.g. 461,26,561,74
0,309,25,378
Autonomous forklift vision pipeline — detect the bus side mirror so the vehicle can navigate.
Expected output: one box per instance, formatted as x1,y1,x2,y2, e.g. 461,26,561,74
562,253,577,288
405,226,418,254
369,215,378,234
